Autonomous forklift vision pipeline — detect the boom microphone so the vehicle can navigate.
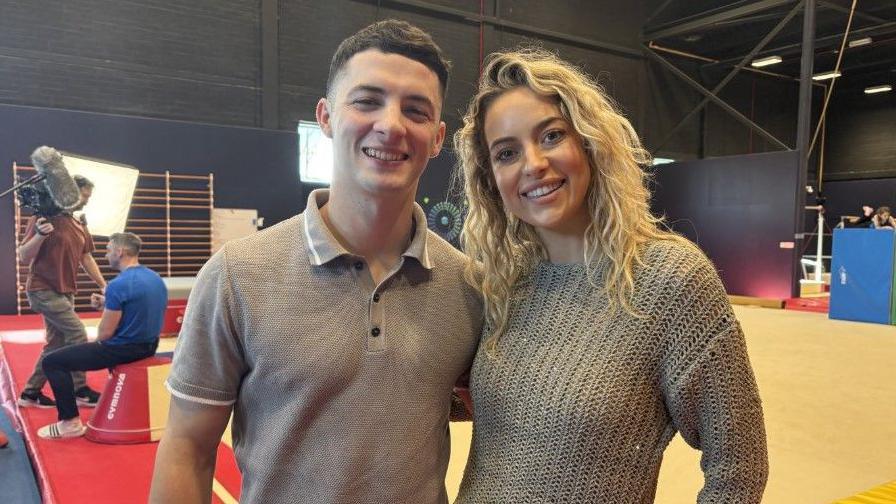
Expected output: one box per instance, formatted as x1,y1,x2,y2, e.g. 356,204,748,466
30,146,81,210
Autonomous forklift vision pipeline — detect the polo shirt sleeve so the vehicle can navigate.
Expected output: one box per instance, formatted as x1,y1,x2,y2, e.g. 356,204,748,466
103,277,125,311
166,248,247,406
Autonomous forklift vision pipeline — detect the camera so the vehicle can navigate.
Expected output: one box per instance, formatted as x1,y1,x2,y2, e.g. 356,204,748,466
16,179,64,218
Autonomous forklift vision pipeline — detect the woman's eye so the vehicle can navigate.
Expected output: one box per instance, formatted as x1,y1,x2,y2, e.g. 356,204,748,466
494,149,516,162
544,129,566,144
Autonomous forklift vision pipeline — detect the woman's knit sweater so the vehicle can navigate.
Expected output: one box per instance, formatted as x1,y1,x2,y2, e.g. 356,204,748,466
456,239,768,503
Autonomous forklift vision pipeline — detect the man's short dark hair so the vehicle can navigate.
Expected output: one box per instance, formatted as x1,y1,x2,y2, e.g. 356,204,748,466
73,174,94,190
327,19,451,98
109,232,142,256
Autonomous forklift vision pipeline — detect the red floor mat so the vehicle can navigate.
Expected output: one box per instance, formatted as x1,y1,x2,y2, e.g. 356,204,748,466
0,313,102,331
0,324,241,503
784,296,830,313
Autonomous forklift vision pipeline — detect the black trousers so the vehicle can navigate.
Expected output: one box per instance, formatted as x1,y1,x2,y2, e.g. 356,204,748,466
42,341,158,421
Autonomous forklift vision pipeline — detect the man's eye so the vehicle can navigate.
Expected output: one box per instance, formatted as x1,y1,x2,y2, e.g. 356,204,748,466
406,108,430,120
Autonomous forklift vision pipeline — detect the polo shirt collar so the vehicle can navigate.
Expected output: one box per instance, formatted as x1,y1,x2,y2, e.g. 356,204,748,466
303,189,433,270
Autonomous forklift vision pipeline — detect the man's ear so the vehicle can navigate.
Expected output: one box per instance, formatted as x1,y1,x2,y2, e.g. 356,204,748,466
430,120,447,158
316,98,334,138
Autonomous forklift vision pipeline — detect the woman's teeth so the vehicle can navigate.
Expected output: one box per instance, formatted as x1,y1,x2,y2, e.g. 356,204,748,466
524,181,563,199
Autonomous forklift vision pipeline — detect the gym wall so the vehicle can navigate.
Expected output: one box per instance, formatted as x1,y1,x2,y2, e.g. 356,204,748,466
1,1,892,311
652,150,800,300
0,0,654,314
0,104,300,315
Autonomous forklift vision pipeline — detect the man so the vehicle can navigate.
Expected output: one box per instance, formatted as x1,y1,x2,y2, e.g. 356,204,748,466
151,20,481,503
36,232,168,439
17,175,106,409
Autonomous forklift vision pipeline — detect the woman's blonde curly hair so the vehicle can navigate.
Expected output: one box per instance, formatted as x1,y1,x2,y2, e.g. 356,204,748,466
453,47,684,352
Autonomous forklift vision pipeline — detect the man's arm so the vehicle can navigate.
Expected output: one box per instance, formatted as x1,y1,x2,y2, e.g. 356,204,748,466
17,218,52,264
95,306,122,341
450,371,473,421
150,397,232,504
80,253,107,292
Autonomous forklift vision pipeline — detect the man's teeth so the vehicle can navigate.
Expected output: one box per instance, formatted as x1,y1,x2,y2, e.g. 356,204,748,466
525,181,563,199
364,148,406,161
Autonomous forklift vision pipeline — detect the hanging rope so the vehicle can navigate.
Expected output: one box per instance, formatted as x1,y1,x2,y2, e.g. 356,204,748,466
808,0,857,159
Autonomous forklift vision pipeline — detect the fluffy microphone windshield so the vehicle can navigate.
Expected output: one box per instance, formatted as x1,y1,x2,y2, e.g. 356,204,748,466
30,146,81,210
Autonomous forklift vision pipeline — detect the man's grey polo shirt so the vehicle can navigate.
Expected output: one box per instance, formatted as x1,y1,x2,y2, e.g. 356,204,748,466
167,189,482,504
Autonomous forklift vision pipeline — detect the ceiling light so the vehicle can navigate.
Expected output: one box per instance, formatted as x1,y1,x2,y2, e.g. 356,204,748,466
848,37,872,48
812,71,841,81
751,55,782,67
864,84,892,94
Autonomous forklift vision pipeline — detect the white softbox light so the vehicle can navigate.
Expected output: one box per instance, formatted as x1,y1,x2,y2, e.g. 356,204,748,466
62,153,139,237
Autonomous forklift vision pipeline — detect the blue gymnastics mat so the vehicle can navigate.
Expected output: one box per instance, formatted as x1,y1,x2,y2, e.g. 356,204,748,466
0,408,41,504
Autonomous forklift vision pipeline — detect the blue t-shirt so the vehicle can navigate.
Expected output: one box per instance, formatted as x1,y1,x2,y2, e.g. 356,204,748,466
103,265,168,346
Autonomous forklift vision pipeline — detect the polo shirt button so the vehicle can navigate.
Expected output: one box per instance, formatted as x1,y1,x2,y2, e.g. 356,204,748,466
354,261,364,270
373,293,380,302
371,327,381,337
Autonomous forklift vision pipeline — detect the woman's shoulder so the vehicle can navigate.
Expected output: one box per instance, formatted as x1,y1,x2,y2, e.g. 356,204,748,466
639,237,715,284
636,237,733,326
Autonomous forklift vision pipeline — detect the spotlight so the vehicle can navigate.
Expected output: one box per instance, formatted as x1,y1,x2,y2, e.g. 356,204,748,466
751,55,782,68
864,84,892,94
848,37,872,48
812,71,841,81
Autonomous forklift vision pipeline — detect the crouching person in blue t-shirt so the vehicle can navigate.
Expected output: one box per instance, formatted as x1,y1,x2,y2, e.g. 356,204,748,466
37,232,168,439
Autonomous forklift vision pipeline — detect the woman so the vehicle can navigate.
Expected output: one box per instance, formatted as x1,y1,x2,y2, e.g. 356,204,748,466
872,206,895,229
453,48,768,503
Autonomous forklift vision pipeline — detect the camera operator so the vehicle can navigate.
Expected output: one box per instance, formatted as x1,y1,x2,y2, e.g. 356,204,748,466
17,174,106,409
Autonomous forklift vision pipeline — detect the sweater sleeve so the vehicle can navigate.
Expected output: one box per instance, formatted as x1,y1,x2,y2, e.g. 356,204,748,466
661,256,769,503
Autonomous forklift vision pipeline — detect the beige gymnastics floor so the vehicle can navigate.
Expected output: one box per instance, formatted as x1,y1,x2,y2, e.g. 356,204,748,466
153,306,894,503
445,305,896,504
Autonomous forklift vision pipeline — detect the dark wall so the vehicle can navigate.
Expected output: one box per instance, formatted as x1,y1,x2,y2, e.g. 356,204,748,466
0,104,299,315
824,89,896,181
0,0,658,312
693,74,894,234
0,0,261,126
648,53,894,250
703,73,801,158
642,58,704,160
651,150,800,299
0,0,651,134
0,0,653,204
279,0,486,136
823,178,896,224
277,0,651,149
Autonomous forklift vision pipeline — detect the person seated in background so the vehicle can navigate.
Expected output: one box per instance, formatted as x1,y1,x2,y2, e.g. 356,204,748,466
37,232,168,439
872,206,896,229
